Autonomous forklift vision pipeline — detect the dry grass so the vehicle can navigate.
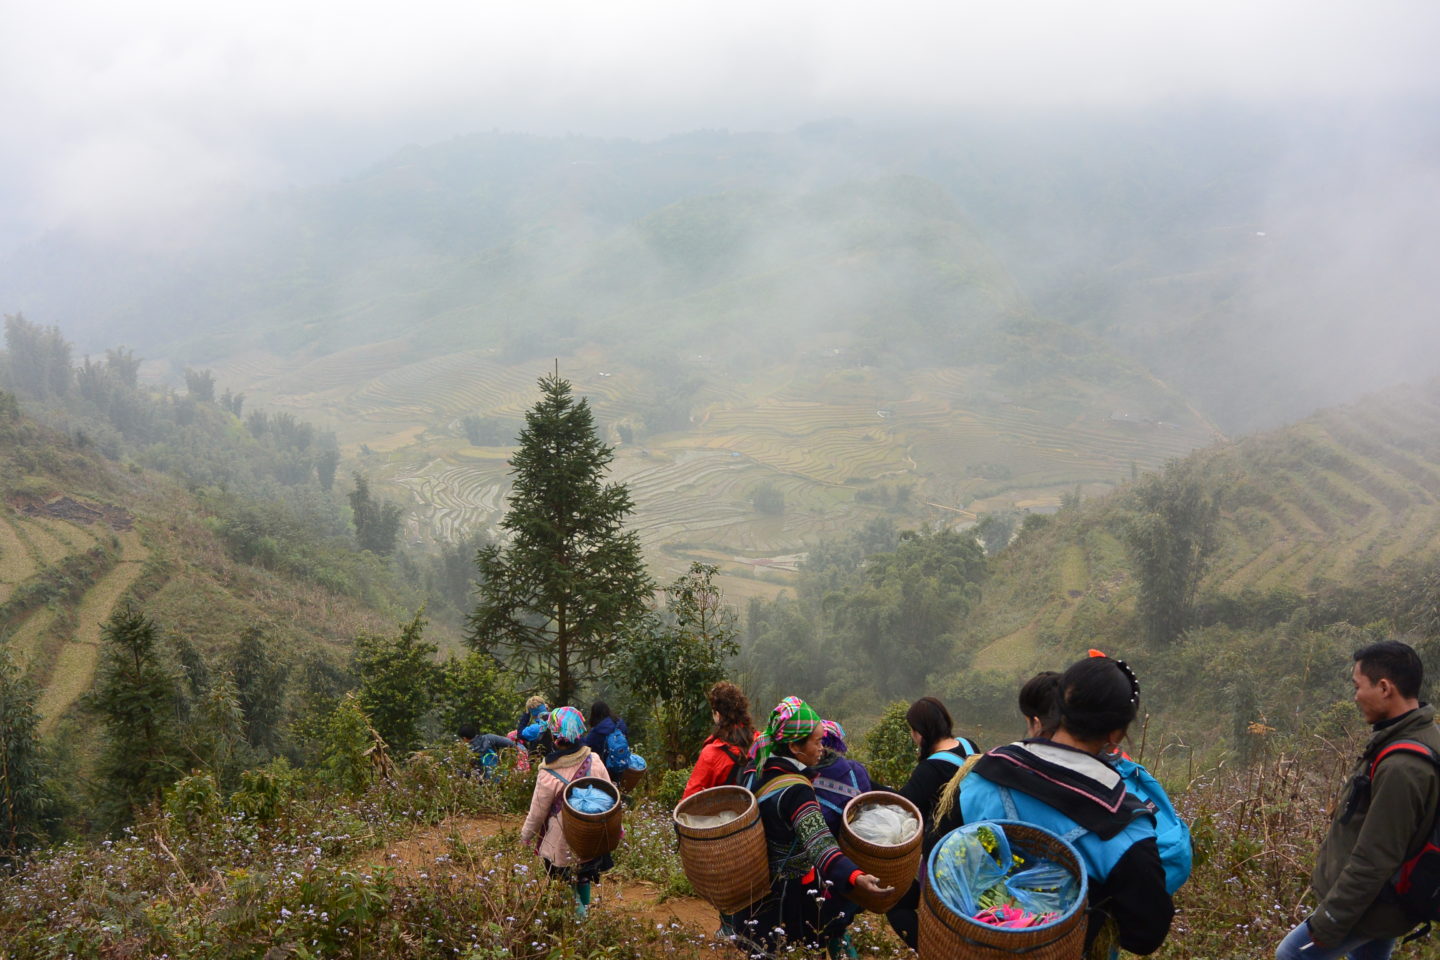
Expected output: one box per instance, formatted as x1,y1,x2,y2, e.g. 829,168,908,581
1155,731,1440,959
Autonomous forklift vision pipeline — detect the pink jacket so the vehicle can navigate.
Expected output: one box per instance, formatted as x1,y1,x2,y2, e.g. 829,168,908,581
519,746,614,866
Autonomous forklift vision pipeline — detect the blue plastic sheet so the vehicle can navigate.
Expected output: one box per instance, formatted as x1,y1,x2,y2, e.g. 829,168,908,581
1004,859,1079,916
627,753,647,771
569,786,616,814
930,822,1012,917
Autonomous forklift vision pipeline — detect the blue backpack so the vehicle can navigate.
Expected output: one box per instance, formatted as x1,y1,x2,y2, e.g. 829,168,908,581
1112,756,1192,895
605,726,632,773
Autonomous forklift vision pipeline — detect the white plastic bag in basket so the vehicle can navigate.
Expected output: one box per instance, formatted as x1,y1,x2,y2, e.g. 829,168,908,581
680,810,740,829
849,803,918,846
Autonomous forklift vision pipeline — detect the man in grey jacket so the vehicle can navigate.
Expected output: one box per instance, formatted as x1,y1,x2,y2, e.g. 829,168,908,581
1276,640,1440,960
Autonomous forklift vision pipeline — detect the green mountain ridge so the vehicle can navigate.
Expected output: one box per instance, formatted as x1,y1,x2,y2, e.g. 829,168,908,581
940,378,1440,745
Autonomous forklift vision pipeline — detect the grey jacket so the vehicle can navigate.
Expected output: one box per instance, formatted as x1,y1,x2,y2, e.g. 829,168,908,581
1310,703,1440,945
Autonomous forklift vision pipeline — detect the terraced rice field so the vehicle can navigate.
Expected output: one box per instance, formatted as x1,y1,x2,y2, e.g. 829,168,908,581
393,459,510,543
238,347,1229,603
0,514,39,602
346,353,543,423
0,500,150,731
34,529,148,734
5,608,56,670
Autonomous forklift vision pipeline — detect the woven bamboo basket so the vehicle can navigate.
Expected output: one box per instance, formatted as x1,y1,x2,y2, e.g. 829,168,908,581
918,820,1088,959
561,777,623,861
837,792,923,913
673,785,771,914
618,765,645,793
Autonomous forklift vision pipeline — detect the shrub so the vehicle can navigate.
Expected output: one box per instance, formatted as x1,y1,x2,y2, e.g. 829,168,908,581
860,700,916,789
653,767,690,814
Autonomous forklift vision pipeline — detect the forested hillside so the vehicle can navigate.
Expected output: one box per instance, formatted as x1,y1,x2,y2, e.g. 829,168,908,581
911,380,1440,755
0,316,513,820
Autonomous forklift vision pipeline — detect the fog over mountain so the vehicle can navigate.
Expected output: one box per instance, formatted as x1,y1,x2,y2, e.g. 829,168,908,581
2,0,1438,436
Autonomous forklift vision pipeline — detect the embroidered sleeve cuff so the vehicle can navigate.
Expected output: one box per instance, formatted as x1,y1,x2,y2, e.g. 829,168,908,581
849,869,863,888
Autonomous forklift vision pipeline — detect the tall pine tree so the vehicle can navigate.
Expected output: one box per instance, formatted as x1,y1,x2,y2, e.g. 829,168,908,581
89,607,184,828
467,373,653,705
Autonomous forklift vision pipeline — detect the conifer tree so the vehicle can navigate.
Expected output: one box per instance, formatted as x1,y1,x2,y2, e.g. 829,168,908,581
0,645,54,856
468,373,653,705
355,611,437,754
1122,460,1220,645
231,627,289,755
89,607,184,828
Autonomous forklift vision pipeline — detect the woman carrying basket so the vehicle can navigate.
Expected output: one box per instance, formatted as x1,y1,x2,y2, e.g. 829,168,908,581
945,656,1174,956
731,696,892,957
519,706,615,919
886,696,980,950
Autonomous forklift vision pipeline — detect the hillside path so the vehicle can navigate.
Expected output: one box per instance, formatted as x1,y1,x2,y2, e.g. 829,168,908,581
360,813,719,935
37,529,149,734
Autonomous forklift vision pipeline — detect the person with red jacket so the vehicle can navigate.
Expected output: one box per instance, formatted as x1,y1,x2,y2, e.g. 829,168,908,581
683,681,756,798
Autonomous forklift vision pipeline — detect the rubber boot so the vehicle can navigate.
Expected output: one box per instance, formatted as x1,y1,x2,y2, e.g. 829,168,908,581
826,932,858,959
575,882,592,919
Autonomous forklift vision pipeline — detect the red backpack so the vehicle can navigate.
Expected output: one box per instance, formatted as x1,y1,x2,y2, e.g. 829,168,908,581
1360,740,1440,941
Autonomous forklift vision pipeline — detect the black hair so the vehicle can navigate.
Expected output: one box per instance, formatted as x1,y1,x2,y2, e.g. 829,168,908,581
457,722,477,741
1018,672,1062,732
1056,657,1139,742
1354,640,1424,700
906,696,955,759
587,701,613,728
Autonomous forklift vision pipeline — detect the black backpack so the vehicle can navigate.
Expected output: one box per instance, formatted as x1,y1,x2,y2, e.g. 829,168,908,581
719,742,757,789
1358,740,1440,941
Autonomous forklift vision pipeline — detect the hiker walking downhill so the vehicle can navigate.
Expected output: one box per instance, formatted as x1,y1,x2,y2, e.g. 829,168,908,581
945,656,1174,956
515,694,552,758
458,723,514,781
1275,640,1440,960
682,681,756,798
582,701,632,780
730,696,892,957
885,696,980,949
519,706,615,919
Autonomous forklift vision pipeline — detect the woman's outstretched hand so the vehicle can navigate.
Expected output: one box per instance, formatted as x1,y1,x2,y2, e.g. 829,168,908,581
854,873,895,897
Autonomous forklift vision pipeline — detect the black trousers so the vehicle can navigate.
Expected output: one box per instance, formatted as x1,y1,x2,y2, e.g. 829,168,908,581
885,880,920,951
732,874,850,955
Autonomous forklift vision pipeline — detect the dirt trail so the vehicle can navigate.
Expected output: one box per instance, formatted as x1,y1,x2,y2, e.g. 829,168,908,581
361,813,719,936
36,529,149,734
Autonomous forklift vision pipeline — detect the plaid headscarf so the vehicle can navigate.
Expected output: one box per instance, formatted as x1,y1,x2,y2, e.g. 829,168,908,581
548,705,587,744
821,719,849,754
749,696,823,765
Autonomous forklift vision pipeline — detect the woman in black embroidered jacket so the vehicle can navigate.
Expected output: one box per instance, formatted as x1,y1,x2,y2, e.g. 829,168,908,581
731,697,892,958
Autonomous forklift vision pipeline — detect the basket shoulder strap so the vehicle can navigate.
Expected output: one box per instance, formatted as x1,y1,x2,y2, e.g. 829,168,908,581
998,785,1020,820
756,773,811,804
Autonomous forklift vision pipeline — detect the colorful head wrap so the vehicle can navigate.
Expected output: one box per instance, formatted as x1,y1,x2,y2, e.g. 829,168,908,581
821,719,848,754
749,696,823,764
548,705,587,744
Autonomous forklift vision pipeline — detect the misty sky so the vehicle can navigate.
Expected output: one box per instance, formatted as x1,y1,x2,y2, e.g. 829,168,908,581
2,0,1438,246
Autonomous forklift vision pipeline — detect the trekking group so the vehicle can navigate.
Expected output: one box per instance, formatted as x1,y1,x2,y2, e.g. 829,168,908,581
456,640,1440,959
